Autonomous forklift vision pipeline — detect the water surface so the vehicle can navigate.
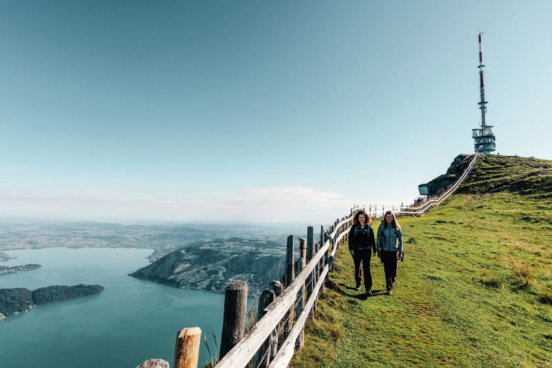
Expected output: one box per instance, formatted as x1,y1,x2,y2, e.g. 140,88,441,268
0,248,224,367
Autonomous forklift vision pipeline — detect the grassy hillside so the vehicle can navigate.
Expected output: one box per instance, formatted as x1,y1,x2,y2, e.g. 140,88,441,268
291,156,552,368
459,155,552,199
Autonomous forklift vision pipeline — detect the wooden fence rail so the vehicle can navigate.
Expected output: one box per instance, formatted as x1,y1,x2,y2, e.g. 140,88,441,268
396,153,478,216
168,154,481,368
172,206,359,368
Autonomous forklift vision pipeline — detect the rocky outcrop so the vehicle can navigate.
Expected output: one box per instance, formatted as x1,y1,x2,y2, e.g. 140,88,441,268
130,238,285,295
419,154,472,196
0,264,41,276
136,359,170,368
0,284,104,318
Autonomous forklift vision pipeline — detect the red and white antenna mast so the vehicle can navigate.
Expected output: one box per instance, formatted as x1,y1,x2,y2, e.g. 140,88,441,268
478,32,488,127
472,32,496,155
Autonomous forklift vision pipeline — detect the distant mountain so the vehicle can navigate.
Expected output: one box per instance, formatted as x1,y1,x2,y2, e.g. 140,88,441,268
130,238,285,295
0,221,293,252
0,284,104,319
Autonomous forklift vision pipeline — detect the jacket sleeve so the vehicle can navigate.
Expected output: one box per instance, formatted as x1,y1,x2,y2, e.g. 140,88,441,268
376,224,382,251
348,225,355,251
397,228,403,253
370,227,376,252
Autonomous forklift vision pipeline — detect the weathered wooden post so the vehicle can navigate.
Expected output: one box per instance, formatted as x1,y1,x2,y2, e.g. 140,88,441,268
306,226,315,296
299,237,306,262
268,280,282,358
306,226,314,262
254,289,276,368
320,226,324,251
306,226,318,318
295,255,306,350
320,225,326,292
258,289,275,318
174,327,201,368
283,235,295,339
319,226,325,278
285,235,295,287
298,237,308,325
219,280,248,359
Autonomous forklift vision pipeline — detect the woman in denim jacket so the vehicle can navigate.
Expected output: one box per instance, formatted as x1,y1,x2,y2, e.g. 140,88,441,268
377,211,403,295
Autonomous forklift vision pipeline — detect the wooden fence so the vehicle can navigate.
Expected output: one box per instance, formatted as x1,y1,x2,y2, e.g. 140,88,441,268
396,153,478,216
166,154,481,368
172,206,360,368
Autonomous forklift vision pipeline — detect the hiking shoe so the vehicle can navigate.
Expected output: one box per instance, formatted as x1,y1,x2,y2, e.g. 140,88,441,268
386,289,393,295
355,285,361,292
365,290,373,296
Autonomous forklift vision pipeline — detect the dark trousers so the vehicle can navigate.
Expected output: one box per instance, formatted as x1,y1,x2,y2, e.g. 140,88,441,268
381,251,398,291
353,249,372,291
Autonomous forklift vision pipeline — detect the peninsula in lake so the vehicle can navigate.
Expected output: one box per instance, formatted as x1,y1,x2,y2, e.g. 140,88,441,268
0,264,41,276
0,284,104,319
130,237,285,295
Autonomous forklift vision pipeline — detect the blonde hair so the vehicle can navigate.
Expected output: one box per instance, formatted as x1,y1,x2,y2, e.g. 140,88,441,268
382,210,400,230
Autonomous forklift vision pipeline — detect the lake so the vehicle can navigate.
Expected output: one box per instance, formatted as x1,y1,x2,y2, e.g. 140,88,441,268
0,247,225,368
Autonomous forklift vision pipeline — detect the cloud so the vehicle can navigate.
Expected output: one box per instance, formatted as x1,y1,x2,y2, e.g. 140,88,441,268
0,186,353,224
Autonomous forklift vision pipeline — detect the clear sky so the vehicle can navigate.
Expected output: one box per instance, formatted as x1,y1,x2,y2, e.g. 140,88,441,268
1,1,551,224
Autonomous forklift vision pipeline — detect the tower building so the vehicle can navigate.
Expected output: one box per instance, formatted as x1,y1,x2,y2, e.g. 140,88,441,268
472,33,496,155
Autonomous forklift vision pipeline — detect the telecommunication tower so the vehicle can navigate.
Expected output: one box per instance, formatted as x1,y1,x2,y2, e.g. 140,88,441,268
472,33,496,155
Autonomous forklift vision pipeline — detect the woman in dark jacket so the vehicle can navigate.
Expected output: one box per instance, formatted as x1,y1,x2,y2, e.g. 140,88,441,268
348,210,376,295
377,210,403,295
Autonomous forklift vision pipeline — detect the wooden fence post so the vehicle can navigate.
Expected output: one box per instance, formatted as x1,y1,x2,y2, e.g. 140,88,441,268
320,225,326,292
306,226,314,263
269,280,282,358
306,226,315,296
254,289,276,368
284,236,295,338
295,256,306,350
257,289,275,318
299,237,306,262
286,235,295,287
174,327,201,368
220,280,248,359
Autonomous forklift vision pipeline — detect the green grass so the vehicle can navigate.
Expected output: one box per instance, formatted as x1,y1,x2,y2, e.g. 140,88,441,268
459,155,552,199
291,157,552,368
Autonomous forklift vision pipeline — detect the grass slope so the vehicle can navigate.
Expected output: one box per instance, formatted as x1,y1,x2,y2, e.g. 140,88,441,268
291,157,552,368
459,155,552,199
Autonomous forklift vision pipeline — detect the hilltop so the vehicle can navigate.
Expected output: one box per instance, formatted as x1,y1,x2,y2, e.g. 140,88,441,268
130,237,285,295
459,154,552,199
291,155,552,367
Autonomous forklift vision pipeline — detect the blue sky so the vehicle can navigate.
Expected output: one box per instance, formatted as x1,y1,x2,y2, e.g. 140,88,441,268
1,1,551,223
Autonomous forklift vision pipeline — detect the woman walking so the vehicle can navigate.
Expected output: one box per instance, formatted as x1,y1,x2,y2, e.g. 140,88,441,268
348,210,376,296
377,211,403,295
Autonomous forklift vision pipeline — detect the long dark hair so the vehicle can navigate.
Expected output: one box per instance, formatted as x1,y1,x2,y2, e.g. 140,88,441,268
382,210,400,230
353,210,372,226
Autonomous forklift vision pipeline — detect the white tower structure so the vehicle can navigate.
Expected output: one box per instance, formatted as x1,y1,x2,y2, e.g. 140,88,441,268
472,33,496,155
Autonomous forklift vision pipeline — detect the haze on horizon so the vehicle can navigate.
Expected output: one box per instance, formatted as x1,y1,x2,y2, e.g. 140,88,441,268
1,1,551,224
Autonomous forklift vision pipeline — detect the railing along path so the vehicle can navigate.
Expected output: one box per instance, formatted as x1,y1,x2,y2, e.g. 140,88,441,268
396,153,478,216
154,155,480,368
168,206,359,368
